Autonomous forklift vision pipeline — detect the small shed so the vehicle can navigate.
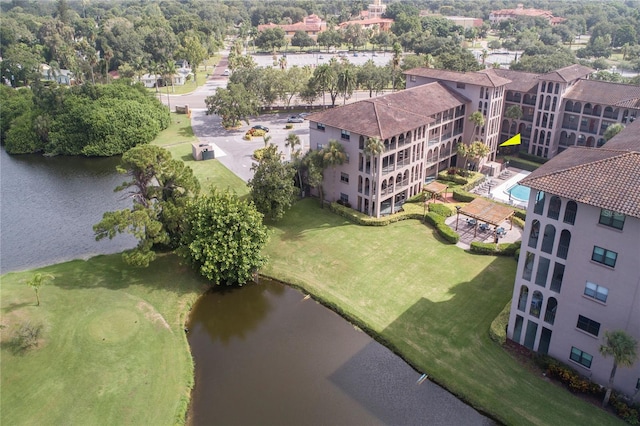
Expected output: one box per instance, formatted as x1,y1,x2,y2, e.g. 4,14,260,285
192,142,216,161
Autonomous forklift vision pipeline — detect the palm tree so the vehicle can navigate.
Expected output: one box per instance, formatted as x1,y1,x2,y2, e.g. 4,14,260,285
337,66,357,105
600,330,638,406
321,139,346,205
25,273,55,306
313,64,332,108
505,105,523,140
391,42,402,91
285,133,303,195
262,134,272,148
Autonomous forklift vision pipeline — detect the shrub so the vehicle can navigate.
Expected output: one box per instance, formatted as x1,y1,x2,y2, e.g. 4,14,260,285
328,202,423,226
428,203,454,217
438,171,468,185
511,216,525,229
424,212,459,244
253,148,266,161
489,301,510,344
10,322,43,354
452,188,478,202
470,241,521,256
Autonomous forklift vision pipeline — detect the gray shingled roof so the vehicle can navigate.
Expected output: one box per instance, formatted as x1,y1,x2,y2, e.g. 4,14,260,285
563,79,640,108
520,141,640,218
492,69,539,93
538,64,593,83
307,82,468,140
403,67,511,87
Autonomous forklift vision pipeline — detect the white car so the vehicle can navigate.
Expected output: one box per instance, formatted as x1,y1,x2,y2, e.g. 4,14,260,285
287,116,304,123
222,69,230,76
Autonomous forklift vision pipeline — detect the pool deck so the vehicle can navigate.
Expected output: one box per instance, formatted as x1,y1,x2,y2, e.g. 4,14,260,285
471,168,530,210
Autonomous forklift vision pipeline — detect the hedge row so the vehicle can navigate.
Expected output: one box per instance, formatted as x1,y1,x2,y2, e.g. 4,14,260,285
470,241,521,257
328,202,422,226
427,203,454,217
437,171,468,185
424,212,459,244
489,301,511,344
452,188,478,202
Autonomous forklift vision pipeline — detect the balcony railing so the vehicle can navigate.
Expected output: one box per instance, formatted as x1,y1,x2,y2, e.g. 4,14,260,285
381,165,395,175
396,158,411,168
397,178,409,188
428,138,439,147
561,122,578,131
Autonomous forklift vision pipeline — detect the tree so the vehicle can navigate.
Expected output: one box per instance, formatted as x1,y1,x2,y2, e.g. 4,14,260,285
317,29,343,53
341,24,367,50
468,110,485,141
180,34,208,86
505,105,523,135
391,42,402,91
205,83,260,128
94,145,200,267
291,30,315,50
321,139,347,204
357,59,388,97
312,61,340,107
600,330,638,406
364,136,384,188
337,65,357,105
248,145,297,221
603,123,625,141
255,28,286,52
26,273,55,306
179,189,269,286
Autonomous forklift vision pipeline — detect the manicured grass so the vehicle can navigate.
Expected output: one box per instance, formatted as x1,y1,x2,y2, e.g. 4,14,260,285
0,254,208,425
153,113,248,196
261,198,621,426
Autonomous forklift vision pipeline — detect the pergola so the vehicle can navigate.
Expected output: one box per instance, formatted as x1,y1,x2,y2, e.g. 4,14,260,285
457,198,515,237
423,181,449,201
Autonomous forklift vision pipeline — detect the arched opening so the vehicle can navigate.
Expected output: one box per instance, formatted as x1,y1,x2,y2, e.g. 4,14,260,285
365,178,370,196
572,102,581,113
563,201,577,225
564,100,573,112
593,105,602,116
557,230,571,259
358,175,363,193
534,191,546,215
528,220,540,248
359,135,365,150
544,297,557,324
502,119,510,133
530,291,543,318
541,224,556,254
586,136,595,148
541,82,546,93
518,285,529,311
547,196,561,220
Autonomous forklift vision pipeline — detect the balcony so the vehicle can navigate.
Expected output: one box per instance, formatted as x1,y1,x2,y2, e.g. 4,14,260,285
396,158,411,168
428,138,440,147
521,114,534,122
561,122,578,131
397,178,409,188
381,165,395,175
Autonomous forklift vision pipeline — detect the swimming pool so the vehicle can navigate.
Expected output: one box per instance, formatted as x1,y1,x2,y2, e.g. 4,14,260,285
506,184,531,202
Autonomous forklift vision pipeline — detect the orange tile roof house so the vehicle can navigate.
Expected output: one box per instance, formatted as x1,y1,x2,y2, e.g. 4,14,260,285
489,4,566,26
257,14,327,40
507,120,640,397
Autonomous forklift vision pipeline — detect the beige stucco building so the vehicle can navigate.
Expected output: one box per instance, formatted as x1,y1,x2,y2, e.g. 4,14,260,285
507,121,640,396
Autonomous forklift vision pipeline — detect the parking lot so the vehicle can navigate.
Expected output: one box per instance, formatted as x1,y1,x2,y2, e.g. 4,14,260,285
250,51,394,68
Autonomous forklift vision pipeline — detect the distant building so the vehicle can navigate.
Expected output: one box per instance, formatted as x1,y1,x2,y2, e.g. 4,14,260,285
363,0,387,19
338,17,394,33
40,64,74,85
419,13,483,29
257,14,327,40
490,4,566,26
506,120,640,397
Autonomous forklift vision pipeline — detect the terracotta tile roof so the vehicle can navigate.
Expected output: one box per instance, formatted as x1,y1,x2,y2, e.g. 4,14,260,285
603,118,640,151
460,197,515,226
307,82,468,140
492,69,539,93
520,144,640,218
404,67,511,87
563,79,640,109
538,64,593,83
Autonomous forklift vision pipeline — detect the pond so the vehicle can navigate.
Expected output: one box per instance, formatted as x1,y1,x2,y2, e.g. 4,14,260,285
186,279,494,426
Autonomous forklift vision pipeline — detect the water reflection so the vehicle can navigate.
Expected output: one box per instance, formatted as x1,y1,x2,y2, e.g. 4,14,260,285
187,280,493,426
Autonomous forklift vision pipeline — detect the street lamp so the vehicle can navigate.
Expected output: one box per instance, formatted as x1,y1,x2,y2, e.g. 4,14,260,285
455,206,461,230
488,181,493,195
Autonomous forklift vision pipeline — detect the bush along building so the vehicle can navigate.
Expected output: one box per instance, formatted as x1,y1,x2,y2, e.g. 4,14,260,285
506,119,640,397
307,64,640,218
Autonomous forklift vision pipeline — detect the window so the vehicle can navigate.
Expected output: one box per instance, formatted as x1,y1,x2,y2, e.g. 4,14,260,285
340,172,349,183
550,262,564,293
576,315,601,336
563,201,577,225
534,191,545,215
316,123,325,131
457,82,465,89
584,281,608,303
599,209,625,230
341,130,350,140
570,347,593,368
592,246,617,267
340,193,348,203
410,75,416,82
535,257,550,287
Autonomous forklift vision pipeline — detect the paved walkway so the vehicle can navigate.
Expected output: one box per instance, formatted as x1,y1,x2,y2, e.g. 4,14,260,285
446,214,522,250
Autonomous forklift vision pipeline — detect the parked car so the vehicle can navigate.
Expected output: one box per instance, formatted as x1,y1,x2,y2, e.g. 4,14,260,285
222,69,230,76
251,125,269,132
287,116,304,123
297,112,310,118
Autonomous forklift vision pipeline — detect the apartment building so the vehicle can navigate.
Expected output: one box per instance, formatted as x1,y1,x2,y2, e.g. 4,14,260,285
506,120,640,396
308,82,467,217
494,66,640,159
489,4,566,26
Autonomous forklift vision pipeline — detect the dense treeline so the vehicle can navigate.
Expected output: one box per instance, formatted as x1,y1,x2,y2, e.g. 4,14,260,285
1,82,169,156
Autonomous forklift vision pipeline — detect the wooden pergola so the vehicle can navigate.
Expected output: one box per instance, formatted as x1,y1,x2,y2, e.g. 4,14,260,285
457,198,515,237
423,181,449,201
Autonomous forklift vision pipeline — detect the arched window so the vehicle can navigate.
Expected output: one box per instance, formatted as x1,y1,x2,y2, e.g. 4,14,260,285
544,298,557,324
538,95,544,109
365,178,371,195
528,220,540,248
565,100,573,112
518,285,529,311
547,196,561,220
541,224,556,254
502,119,510,133
554,83,559,94
547,83,553,93
573,102,581,113
534,191,546,215
541,82,546,92
359,135,365,150
563,201,577,225
593,105,602,116
358,175,363,193
523,252,535,281
530,291,543,318
557,230,571,259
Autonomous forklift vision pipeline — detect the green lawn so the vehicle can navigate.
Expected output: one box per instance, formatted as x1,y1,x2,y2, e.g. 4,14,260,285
0,254,208,425
262,199,621,426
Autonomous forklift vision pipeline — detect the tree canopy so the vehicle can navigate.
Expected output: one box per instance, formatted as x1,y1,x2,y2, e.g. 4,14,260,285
248,145,297,221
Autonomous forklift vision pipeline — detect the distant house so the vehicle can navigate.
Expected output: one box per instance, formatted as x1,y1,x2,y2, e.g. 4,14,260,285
140,65,192,88
490,4,566,26
40,64,75,85
257,14,327,40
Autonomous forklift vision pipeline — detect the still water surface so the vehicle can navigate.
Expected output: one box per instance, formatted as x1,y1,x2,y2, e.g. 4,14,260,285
187,280,494,426
0,149,136,273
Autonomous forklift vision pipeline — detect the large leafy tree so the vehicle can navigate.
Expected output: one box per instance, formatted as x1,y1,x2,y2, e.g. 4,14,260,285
600,330,638,406
254,28,286,52
321,139,347,204
205,83,260,128
317,29,343,52
179,190,269,286
291,30,315,50
337,64,357,105
357,59,388,98
94,145,200,267
248,145,297,221
179,33,208,86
